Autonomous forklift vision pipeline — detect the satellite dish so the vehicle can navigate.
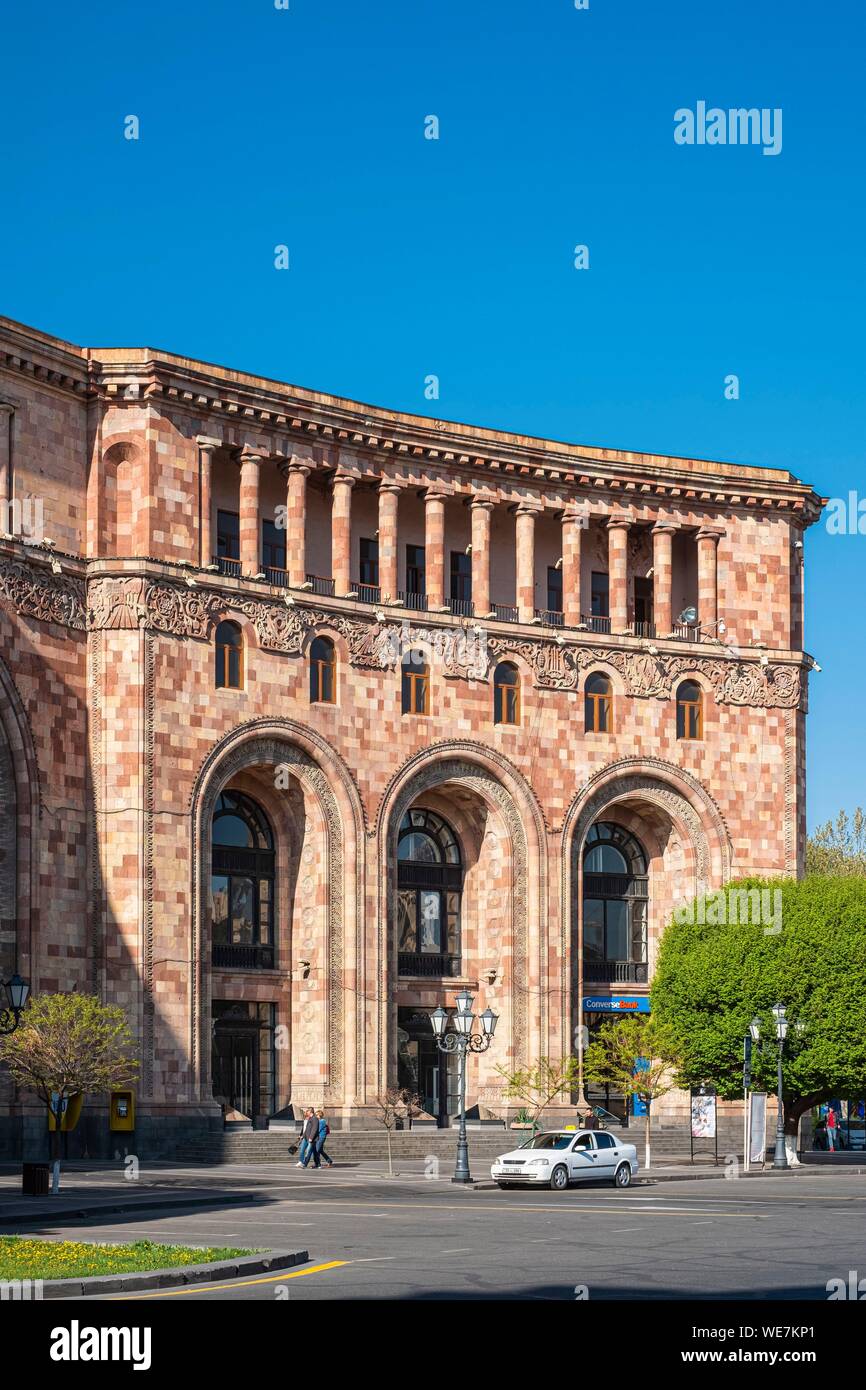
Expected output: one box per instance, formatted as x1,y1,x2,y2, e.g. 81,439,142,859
678,606,698,625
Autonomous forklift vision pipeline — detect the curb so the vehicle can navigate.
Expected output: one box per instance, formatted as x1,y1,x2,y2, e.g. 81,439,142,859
0,1191,261,1225
473,1164,866,1189
39,1247,310,1299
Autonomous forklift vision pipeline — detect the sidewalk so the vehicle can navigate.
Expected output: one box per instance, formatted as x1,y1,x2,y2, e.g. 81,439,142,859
1,1154,864,1224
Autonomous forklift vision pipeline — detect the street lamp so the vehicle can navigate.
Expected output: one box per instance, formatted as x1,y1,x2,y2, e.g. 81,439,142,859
751,1004,801,1170
0,973,29,1036
431,991,498,1184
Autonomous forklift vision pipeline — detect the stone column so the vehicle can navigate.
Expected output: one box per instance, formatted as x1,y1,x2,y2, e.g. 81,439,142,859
378,481,401,602
697,528,721,630
515,504,539,624
332,473,355,597
425,488,448,610
286,459,310,587
0,403,13,513
470,496,494,617
607,516,631,633
239,449,263,575
651,522,677,636
561,509,585,626
197,438,219,568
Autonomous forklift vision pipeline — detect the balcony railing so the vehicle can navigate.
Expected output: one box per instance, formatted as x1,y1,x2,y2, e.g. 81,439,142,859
631,619,655,639
670,621,700,642
492,603,518,623
535,607,565,628
212,943,276,971
398,952,462,978
305,573,335,597
583,960,649,984
581,613,612,634
265,565,288,587
398,590,428,611
450,597,475,618
353,581,381,605
213,555,242,578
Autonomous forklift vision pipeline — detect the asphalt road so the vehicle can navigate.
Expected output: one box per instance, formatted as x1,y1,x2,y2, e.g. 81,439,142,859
19,1166,866,1302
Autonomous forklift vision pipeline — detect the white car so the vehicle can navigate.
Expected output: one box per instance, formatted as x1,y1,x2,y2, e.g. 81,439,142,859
490,1129,639,1190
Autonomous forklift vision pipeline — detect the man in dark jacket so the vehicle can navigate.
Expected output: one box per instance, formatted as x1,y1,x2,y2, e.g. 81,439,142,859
301,1109,321,1168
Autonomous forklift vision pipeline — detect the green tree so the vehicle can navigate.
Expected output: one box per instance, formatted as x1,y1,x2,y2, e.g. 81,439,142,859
583,1015,681,1169
652,876,866,1160
806,808,866,876
495,1056,581,1130
0,993,138,1191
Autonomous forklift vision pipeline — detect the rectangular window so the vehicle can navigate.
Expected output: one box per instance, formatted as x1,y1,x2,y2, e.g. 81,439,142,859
262,519,286,572
397,890,417,952
591,572,609,618
547,566,563,613
634,576,653,625
605,900,629,961
419,890,442,952
360,537,379,587
406,544,426,596
231,878,255,945
583,900,605,960
217,510,240,560
211,875,230,944
450,551,472,603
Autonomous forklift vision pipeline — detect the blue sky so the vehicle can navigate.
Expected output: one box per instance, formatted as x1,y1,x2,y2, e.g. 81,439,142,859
0,1,862,828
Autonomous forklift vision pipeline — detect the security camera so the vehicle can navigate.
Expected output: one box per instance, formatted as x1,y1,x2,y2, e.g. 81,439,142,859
760,652,769,667
185,575,198,588
794,540,803,550
555,633,565,646
812,661,822,673
647,643,659,656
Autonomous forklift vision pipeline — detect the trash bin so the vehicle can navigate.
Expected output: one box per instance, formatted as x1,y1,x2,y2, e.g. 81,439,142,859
22,1162,50,1196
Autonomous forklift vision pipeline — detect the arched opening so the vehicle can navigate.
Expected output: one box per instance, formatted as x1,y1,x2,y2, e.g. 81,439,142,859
585,671,613,733
396,808,462,975
309,635,336,704
215,620,244,689
493,661,520,725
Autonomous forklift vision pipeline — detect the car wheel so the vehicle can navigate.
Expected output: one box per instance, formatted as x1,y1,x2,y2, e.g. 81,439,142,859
613,1162,632,1189
549,1164,569,1191
496,1182,509,1189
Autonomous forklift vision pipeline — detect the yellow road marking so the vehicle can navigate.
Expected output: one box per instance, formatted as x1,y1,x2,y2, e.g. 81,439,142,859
111,1260,347,1299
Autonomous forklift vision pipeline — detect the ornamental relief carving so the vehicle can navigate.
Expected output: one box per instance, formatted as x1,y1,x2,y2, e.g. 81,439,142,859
82,575,805,709
0,556,86,630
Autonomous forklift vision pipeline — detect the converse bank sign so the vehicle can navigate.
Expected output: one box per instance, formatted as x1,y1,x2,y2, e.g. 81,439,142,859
50,1321,152,1371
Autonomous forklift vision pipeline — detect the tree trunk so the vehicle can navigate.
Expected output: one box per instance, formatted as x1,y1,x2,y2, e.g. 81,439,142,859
644,1109,652,1171
49,1102,62,1194
386,1125,393,1178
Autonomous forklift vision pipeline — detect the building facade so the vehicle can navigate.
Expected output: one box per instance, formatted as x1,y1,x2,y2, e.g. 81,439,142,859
0,315,823,1155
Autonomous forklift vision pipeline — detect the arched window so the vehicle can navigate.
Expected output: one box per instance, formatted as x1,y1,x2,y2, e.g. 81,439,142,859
210,791,275,968
401,649,429,715
585,671,613,733
215,620,243,690
309,636,336,704
396,809,462,973
493,662,520,725
676,680,703,740
582,821,648,979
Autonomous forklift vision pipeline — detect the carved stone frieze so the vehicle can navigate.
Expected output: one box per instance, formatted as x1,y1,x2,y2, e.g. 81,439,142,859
0,556,86,630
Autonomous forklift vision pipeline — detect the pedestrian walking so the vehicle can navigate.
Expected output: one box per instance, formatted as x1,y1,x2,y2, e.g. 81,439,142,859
826,1106,838,1152
314,1108,334,1168
294,1112,315,1167
301,1107,322,1168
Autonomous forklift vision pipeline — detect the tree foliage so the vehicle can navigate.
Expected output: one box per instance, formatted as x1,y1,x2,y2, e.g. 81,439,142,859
583,1016,679,1108
495,1056,580,1127
0,993,138,1114
652,876,866,1127
806,808,866,876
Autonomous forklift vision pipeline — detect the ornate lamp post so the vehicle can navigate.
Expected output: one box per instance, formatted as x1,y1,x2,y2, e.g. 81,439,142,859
750,1004,803,1170
0,974,29,1036
430,990,498,1185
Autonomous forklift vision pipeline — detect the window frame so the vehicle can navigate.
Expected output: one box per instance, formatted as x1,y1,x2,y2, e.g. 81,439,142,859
676,680,704,740
493,661,521,726
584,671,613,733
401,650,430,715
309,635,337,704
215,620,244,690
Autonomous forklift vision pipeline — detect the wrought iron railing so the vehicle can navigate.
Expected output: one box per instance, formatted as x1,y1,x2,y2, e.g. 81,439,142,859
353,581,381,605
398,952,462,978
582,613,611,634
450,597,475,618
535,608,565,627
305,573,335,597
583,961,648,984
265,565,288,587
213,555,242,578
212,943,275,971
631,619,656,638
398,590,428,611
492,603,518,623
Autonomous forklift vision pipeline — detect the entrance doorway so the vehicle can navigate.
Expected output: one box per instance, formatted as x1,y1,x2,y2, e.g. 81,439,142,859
397,1008,461,1127
212,1001,276,1123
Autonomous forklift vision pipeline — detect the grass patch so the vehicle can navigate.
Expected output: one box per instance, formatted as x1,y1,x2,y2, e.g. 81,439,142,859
0,1236,257,1281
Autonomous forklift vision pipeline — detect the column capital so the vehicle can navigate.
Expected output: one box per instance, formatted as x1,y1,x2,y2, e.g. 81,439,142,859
562,506,589,529
196,435,221,454
332,471,357,489
696,526,724,544
0,403,15,418
424,486,449,504
651,520,678,536
470,493,495,511
288,458,312,476
378,479,402,495
607,514,632,532
239,448,264,468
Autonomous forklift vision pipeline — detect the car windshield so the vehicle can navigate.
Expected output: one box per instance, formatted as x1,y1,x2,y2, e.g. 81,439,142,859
521,1133,574,1150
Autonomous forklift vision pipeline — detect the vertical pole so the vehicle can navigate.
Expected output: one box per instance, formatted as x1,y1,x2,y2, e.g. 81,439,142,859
773,1040,788,1168
452,1042,471,1184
